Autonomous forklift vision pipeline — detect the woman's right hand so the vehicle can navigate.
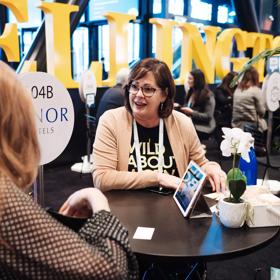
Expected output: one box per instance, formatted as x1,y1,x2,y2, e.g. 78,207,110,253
59,188,110,218
180,107,193,116
157,173,181,190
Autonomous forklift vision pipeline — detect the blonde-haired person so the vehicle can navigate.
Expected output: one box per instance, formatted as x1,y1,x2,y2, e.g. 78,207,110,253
0,61,138,279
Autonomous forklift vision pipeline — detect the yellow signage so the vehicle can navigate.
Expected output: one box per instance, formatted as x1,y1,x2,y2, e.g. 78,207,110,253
0,1,278,87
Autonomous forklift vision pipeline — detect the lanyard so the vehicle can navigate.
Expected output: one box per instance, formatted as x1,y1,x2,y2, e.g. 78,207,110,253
133,118,164,173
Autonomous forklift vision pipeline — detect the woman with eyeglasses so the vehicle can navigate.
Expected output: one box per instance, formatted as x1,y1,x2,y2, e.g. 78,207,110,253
92,58,226,192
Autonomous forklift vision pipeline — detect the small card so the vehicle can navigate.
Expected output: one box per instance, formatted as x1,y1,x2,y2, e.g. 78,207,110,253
133,226,155,240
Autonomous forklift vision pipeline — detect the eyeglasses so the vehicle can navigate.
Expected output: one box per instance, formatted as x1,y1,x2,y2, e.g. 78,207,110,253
128,83,160,98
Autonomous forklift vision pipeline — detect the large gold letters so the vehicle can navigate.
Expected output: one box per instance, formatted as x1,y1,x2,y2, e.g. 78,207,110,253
0,0,28,61
102,12,136,86
149,18,177,70
215,28,247,79
38,2,79,88
0,1,278,87
176,23,221,84
247,32,273,81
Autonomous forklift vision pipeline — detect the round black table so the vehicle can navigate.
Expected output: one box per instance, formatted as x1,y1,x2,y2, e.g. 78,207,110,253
106,189,279,263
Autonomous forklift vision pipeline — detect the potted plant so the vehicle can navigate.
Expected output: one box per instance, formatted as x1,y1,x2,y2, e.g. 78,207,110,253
218,127,254,228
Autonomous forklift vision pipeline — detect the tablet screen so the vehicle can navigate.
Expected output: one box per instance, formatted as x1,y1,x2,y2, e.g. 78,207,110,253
173,161,206,217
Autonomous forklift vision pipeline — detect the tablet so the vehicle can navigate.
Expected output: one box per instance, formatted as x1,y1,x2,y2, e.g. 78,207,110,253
173,160,206,218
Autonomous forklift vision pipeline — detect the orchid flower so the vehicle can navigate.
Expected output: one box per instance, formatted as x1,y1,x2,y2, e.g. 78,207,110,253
220,127,254,203
220,127,254,163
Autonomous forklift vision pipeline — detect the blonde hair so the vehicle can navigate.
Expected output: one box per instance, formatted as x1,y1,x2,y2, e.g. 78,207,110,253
0,61,40,190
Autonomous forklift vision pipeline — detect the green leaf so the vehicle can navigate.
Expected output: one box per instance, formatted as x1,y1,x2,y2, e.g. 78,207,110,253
227,168,247,202
230,46,280,88
227,168,246,181
228,179,246,203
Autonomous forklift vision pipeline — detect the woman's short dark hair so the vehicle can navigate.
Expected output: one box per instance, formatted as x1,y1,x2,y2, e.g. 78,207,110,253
124,58,175,118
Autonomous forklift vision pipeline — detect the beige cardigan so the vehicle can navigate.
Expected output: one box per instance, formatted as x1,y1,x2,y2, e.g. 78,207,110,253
92,107,211,191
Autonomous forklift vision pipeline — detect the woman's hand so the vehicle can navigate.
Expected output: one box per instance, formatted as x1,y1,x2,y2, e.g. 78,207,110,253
180,107,193,116
59,188,110,218
157,173,181,190
173,103,181,110
203,163,227,193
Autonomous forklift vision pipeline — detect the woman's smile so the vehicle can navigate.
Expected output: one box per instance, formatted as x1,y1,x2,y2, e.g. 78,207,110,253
133,99,146,108
128,71,167,127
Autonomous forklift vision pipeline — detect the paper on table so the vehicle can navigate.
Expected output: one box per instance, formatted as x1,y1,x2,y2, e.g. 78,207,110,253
257,179,280,195
133,226,155,240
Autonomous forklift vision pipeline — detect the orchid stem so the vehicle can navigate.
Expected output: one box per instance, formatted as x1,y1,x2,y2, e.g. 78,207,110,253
232,149,236,180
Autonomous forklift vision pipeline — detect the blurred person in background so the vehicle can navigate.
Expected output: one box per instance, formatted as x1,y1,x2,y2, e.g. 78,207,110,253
232,66,267,132
96,67,130,125
179,69,216,140
214,71,238,142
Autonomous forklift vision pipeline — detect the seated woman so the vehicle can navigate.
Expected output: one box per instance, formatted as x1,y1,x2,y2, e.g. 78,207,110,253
214,71,237,128
213,71,238,143
232,66,267,132
179,69,216,140
0,61,138,279
92,58,226,192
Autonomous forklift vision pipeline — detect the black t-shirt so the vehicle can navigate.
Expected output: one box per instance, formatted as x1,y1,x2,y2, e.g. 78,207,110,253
128,122,179,176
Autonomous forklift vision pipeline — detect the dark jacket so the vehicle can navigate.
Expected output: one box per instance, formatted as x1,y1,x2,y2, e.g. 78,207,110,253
96,83,124,124
213,86,233,128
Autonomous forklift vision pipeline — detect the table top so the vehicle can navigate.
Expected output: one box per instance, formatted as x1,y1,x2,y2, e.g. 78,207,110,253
106,189,279,263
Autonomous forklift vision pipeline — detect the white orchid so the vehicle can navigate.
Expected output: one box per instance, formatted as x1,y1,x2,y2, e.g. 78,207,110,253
220,127,254,203
220,127,254,162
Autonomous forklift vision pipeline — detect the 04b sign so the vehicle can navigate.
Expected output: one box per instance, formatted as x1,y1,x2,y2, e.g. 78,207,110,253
19,72,74,165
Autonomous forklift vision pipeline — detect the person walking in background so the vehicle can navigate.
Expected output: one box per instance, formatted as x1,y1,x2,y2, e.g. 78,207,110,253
179,69,216,140
214,71,238,142
232,66,267,132
101,57,108,79
96,67,130,124
0,61,138,279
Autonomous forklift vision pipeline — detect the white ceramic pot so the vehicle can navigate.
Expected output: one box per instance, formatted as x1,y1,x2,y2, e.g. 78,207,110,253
218,198,247,228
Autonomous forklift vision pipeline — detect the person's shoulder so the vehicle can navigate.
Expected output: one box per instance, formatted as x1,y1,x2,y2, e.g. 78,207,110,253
243,86,261,96
0,175,30,207
101,107,129,123
209,91,215,101
213,86,221,93
104,86,122,95
0,175,17,194
233,88,242,95
251,86,262,92
169,110,193,126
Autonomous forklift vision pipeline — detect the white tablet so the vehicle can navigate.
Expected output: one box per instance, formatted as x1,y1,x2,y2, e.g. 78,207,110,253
173,160,206,218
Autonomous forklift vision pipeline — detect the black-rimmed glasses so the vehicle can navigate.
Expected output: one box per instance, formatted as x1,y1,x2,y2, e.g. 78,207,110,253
128,83,160,98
